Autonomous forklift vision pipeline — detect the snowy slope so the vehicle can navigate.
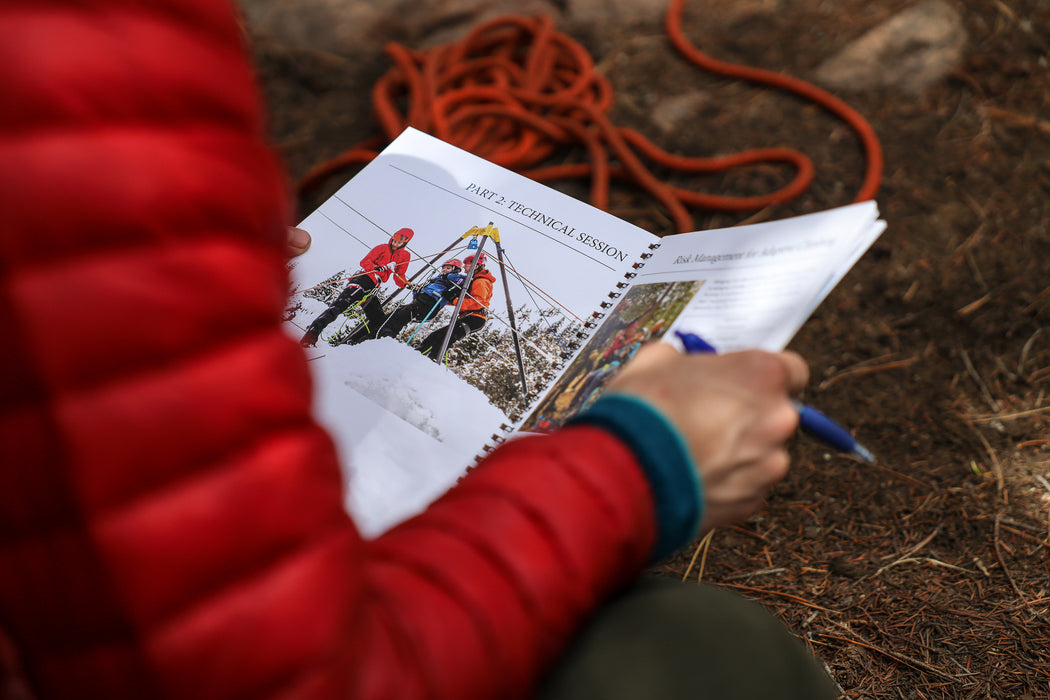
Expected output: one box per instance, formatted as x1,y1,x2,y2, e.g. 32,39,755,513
300,336,509,537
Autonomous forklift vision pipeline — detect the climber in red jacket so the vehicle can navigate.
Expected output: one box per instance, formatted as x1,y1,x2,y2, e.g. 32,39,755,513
299,227,413,346
0,2,838,699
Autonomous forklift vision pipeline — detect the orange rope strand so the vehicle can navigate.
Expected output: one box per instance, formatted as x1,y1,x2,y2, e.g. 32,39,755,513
298,3,883,232
664,0,883,203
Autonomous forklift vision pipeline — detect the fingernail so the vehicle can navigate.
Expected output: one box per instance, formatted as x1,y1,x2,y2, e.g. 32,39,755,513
287,226,311,254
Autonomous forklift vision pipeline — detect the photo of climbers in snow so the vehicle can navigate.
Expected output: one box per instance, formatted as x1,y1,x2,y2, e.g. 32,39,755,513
292,226,498,362
286,220,595,414
355,257,469,349
297,226,415,348
359,249,495,361
520,280,704,433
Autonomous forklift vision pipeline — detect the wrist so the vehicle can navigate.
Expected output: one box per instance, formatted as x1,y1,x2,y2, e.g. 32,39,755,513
568,394,703,561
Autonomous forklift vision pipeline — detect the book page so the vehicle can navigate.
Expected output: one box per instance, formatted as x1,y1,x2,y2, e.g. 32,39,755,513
517,202,885,432
642,201,885,352
284,128,655,535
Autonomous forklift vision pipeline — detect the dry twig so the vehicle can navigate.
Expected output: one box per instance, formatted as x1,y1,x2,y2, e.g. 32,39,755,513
820,627,961,681
960,349,1002,412
681,530,715,583
818,354,919,391
720,582,841,613
970,404,1050,423
874,526,941,577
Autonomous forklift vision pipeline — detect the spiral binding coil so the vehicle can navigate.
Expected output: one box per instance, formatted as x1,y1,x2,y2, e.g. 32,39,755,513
471,422,516,464
563,241,661,346
470,241,662,466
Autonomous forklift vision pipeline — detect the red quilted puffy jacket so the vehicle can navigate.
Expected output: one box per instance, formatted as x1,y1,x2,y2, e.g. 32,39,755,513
0,1,658,698
360,243,410,288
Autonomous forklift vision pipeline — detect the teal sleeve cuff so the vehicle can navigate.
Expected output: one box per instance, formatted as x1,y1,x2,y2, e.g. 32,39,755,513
568,394,703,561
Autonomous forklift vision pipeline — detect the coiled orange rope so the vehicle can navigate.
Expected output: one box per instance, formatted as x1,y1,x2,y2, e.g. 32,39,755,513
298,0,883,232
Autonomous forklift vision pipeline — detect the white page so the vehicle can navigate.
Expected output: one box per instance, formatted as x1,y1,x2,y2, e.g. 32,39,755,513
642,201,885,352
516,202,885,432
285,128,655,534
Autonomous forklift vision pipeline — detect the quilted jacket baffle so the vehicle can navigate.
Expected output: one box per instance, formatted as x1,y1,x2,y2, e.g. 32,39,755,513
0,1,661,698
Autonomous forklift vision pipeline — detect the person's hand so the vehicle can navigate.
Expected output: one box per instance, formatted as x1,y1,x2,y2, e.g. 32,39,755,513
604,342,808,532
287,226,311,257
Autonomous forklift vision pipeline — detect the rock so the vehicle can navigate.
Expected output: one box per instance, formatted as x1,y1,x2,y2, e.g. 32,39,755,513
392,0,565,48
649,90,712,135
813,0,967,94
669,0,782,30
566,0,668,29
248,0,563,61
251,0,390,60
561,0,669,55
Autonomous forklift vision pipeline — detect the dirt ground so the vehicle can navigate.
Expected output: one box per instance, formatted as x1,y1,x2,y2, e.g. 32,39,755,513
246,1,1050,697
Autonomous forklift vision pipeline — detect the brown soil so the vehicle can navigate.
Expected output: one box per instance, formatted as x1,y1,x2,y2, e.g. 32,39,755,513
249,1,1050,697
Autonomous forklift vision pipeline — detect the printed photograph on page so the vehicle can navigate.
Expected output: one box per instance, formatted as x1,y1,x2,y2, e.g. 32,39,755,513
520,280,702,433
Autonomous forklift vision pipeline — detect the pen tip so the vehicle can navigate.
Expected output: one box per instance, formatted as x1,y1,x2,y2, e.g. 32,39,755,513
852,444,876,464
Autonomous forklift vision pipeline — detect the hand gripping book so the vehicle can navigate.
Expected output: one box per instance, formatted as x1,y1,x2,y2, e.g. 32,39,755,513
284,127,886,535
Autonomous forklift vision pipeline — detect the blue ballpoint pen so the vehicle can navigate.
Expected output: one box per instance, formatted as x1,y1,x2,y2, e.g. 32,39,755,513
674,330,876,464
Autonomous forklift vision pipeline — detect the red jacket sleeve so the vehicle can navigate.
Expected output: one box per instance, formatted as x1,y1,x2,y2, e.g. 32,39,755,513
361,243,391,284
0,2,658,699
391,248,411,287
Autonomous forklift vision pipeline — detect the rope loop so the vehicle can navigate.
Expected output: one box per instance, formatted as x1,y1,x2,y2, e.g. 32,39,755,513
299,2,882,232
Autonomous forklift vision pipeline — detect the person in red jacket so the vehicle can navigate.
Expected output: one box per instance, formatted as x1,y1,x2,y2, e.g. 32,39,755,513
419,251,497,361
0,2,838,699
299,227,413,346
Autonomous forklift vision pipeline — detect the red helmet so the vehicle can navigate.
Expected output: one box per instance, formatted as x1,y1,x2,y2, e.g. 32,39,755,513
442,258,463,271
390,227,414,245
464,252,486,267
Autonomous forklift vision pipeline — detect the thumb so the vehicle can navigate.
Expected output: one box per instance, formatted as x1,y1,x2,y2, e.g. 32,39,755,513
286,226,311,257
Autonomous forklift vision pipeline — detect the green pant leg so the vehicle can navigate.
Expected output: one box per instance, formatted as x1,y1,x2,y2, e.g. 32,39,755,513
537,577,839,700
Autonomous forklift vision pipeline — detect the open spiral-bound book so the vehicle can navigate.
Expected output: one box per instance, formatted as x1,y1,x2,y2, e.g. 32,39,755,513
284,127,886,535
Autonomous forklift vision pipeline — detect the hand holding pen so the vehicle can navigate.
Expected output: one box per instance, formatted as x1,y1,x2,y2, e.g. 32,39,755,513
674,330,875,463
602,341,812,530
